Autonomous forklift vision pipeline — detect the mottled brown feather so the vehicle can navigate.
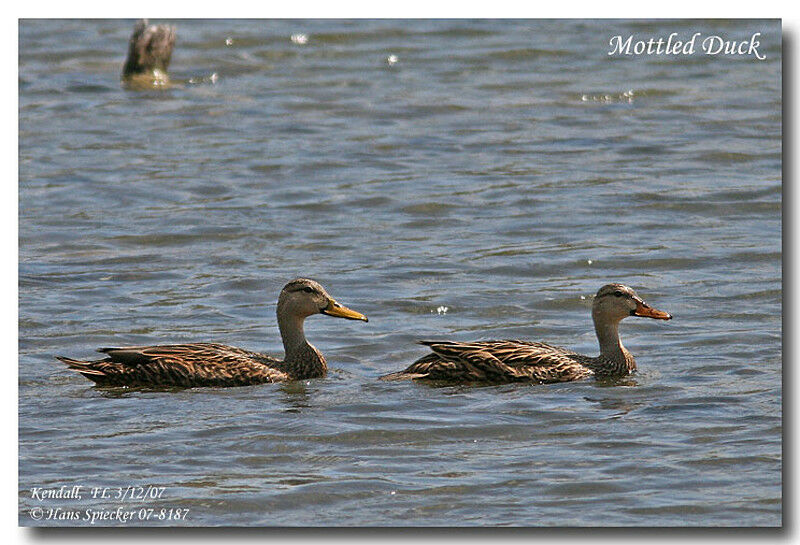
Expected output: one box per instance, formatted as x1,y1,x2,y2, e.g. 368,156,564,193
57,343,292,387
381,340,596,384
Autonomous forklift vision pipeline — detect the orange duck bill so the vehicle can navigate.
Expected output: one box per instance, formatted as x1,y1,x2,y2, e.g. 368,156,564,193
633,299,672,320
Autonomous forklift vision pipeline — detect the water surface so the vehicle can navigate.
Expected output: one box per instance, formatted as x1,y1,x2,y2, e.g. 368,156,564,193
19,19,781,526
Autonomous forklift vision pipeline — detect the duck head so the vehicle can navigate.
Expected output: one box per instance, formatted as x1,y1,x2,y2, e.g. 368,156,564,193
278,278,368,322
592,283,672,323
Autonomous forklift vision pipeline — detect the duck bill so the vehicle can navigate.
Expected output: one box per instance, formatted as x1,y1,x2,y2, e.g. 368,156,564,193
633,300,672,320
322,299,369,322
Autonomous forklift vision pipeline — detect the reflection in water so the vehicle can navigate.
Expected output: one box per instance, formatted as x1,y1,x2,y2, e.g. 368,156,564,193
95,385,187,398
583,395,642,417
593,375,639,388
278,381,312,413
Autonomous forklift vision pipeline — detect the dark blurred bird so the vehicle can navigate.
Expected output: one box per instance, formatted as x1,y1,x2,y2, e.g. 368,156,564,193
121,19,176,87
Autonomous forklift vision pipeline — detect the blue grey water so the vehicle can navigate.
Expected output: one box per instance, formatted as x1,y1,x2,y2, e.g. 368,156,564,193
19,19,781,526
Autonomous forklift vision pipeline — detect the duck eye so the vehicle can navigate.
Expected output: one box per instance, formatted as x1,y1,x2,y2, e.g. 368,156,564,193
614,291,624,297
302,287,314,294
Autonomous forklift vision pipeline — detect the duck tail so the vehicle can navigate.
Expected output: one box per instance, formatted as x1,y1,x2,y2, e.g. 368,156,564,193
55,356,108,382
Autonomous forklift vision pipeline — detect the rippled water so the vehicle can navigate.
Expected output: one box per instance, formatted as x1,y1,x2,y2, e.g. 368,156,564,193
19,19,781,526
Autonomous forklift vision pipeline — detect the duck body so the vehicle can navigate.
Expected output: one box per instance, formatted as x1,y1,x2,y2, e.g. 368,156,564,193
57,279,367,388
57,343,294,388
381,283,670,384
384,340,597,383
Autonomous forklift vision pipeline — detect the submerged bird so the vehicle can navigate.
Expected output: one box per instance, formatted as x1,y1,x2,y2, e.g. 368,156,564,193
121,19,176,88
380,283,671,384
57,278,368,388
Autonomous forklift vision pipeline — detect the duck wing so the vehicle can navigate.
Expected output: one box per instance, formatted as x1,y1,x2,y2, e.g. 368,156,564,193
57,342,288,387
381,340,594,383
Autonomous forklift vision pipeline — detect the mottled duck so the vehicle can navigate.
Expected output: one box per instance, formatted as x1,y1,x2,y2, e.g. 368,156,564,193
58,278,368,387
380,283,671,383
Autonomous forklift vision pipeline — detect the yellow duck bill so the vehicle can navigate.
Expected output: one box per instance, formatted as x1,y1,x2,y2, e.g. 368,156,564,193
322,300,369,322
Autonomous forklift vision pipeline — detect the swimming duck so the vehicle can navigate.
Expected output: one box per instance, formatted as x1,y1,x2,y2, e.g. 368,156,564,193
57,278,368,388
121,19,176,88
380,283,671,383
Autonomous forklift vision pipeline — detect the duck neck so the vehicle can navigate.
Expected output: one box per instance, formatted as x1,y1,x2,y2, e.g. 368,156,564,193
593,316,635,375
277,312,327,379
